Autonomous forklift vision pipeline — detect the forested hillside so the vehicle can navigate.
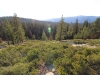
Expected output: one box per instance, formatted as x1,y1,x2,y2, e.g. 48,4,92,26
0,15,100,43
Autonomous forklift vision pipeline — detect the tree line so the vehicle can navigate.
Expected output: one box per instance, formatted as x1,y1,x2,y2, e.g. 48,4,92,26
0,14,100,44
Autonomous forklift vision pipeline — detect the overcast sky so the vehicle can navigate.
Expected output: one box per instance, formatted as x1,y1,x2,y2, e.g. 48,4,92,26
0,0,100,20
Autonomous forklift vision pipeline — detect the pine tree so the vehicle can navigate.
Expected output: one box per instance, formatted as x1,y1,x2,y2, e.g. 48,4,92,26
32,34,35,40
55,15,66,40
17,22,25,43
73,19,78,35
91,18,100,38
4,19,13,45
29,30,32,39
42,30,47,40
12,14,25,44
83,20,89,27
67,24,73,39
74,26,90,39
80,26,90,39
0,23,3,38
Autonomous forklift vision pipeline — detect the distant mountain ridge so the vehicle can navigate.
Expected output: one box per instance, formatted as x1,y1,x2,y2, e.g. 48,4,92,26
0,16,100,24
45,16,100,23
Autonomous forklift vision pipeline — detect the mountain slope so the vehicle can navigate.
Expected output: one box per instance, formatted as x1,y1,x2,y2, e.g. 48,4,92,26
46,16,100,23
0,16,55,25
1,16,100,23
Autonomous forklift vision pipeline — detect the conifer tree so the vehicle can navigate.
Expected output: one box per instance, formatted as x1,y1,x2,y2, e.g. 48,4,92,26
42,30,47,40
4,19,13,44
29,30,32,39
17,22,25,43
32,34,35,40
83,20,89,27
74,26,90,39
73,19,78,35
55,15,66,40
67,24,73,39
91,18,100,38
12,14,25,44
81,26,90,39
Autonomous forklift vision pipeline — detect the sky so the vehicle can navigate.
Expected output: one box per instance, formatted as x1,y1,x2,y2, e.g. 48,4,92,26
0,0,100,20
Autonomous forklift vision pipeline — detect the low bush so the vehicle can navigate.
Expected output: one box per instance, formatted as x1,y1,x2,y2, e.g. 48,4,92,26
87,39,100,46
0,40,100,75
73,39,86,44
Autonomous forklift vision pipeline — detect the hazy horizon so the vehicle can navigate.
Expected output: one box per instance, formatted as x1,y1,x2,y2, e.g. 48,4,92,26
0,0,100,20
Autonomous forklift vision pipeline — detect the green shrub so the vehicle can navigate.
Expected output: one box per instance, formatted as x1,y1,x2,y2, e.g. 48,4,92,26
0,40,100,75
27,49,39,62
87,39,100,46
73,39,86,44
